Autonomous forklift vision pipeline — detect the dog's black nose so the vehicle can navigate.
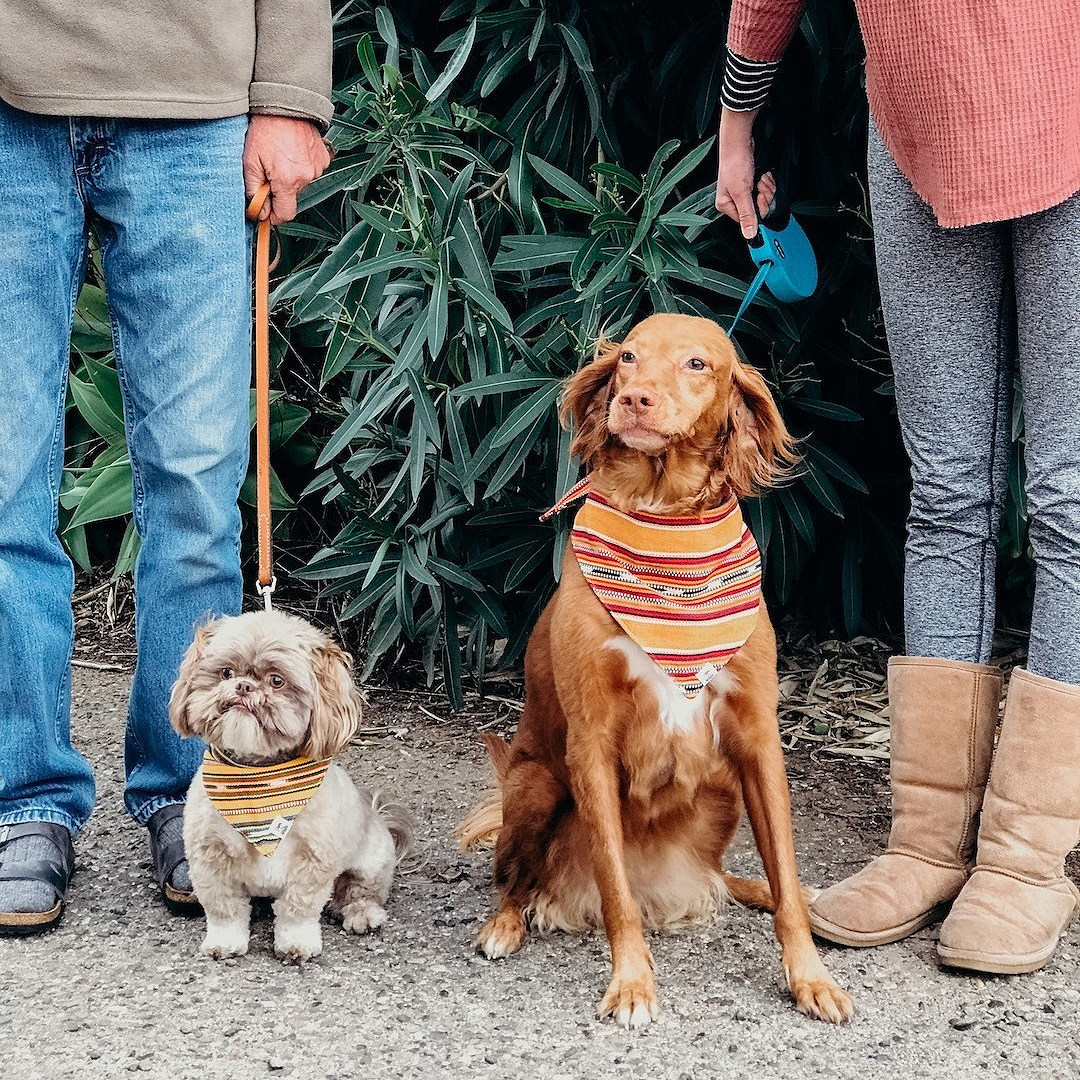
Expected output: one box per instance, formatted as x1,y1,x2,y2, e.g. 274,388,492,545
235,678,257,695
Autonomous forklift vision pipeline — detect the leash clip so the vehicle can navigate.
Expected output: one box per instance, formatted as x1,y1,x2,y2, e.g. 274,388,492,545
256,576,277,612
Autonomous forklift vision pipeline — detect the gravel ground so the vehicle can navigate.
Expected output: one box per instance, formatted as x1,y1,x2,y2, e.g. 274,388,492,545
1,664,1077,1080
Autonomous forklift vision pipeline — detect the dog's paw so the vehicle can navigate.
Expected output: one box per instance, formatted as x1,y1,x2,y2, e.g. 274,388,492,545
476,910,526,959
598,971,658,1030
341,899,388,934
274,922,323,965
789,974,854,1024
199,927,250,960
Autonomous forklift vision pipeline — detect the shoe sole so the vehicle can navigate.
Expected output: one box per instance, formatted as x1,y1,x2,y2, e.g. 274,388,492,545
809,901,951,948
937,942,1055,974
162,881,203,918
0,899,64,936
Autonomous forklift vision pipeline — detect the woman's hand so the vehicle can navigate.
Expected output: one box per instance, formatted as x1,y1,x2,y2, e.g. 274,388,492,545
716,108,776,239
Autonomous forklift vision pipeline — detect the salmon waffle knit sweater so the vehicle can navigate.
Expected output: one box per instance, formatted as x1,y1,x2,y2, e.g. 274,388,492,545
726,1,1080,228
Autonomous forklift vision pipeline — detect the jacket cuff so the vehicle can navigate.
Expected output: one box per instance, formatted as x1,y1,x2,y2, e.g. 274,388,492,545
249,81,333,133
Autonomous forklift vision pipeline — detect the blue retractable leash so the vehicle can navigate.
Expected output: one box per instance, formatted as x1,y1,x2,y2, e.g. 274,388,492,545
727,190,818,334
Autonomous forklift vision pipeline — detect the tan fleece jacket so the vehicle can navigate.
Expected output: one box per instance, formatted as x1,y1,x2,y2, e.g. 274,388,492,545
0,1,333,131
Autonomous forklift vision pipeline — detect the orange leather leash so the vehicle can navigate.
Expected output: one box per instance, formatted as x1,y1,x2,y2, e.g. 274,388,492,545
245,183,275,610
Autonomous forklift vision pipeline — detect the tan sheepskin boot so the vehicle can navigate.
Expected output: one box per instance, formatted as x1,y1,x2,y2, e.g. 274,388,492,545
809,656,1002,946
937,668,1080,973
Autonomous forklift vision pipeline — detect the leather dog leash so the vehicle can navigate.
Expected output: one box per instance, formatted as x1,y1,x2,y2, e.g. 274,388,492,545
245,183,275,610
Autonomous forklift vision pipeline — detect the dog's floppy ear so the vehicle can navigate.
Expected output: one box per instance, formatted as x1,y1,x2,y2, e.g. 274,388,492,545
304,642,363,758
718,360,799,497
560,335,623,465
168,620,219,737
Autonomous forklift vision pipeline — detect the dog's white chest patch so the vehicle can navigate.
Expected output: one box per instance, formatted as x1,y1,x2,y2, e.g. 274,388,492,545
605,636,735,734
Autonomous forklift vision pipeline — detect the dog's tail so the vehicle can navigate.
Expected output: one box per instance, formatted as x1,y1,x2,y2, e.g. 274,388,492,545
452,733,509,851
372,793,425,874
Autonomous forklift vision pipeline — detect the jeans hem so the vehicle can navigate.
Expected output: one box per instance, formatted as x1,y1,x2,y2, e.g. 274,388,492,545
0,810,83,836
128,795,188,829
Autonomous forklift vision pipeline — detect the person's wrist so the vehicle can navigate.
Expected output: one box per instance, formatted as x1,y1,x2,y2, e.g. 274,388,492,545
719,107,758,140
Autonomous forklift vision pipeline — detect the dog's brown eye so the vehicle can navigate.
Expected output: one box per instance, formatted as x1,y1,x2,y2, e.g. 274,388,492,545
687,357,706,371
620,351,635,364
220,667,234,680
269,674,285,689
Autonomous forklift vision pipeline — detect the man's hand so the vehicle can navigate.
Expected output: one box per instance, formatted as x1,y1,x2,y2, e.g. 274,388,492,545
716,108,775,239
243,114,332,225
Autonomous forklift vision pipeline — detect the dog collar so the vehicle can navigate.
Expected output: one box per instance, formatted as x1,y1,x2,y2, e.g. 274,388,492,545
201,748,332,856
545,478,761,698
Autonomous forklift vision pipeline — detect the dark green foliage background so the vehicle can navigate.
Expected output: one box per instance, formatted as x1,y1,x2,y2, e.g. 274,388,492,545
61,1,1033,700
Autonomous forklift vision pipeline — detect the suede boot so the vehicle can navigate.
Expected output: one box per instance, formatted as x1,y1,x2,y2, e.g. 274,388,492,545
809,656,1002,946
937,668,1080,973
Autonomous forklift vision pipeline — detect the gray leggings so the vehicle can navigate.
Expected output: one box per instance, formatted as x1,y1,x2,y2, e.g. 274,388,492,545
868,124,1080,685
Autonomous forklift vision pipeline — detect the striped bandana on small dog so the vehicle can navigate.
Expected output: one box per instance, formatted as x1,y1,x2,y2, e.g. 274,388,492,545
543,477,762,699
201,749,332,856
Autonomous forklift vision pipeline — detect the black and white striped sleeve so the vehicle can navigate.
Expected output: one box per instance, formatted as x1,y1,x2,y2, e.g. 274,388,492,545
720,49,779,112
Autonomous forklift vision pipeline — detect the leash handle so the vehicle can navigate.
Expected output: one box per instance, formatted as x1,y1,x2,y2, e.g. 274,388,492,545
246,183,275,606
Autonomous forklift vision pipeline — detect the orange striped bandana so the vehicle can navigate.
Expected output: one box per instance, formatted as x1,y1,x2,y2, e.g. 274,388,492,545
544,478,761,699
201,749,332,856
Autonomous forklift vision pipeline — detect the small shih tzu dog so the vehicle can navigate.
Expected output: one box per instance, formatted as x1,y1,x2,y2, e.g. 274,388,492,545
168,609,416,963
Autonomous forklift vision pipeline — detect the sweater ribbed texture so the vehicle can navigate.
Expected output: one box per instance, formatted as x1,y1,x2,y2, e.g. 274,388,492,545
727,1,1080,228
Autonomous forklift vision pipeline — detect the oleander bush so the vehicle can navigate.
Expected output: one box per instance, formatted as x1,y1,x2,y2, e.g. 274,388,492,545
274,0,908,703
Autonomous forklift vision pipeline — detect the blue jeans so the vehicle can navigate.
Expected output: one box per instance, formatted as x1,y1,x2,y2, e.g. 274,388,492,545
0,104,251,832
868,123,1080,684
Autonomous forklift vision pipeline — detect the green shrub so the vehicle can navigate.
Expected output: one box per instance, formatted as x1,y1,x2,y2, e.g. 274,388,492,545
274,0,913,704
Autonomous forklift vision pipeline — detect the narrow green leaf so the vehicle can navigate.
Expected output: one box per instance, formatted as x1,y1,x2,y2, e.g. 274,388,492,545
804,441,869,493
360,596,403,678
790,398,862,423
426,264,449,356
406,370,441,446
68,371,124,441
452,372,556,399
490,380,561,449
494,235,584,272
801,458,845,516
317,372,408,466
527,154,602,211
479,37,529,98
407,415,427,502
425,18,476,102
427,555,485,592
441,589,463,710
401,542,441,589
356,35,383,90
453,277,514,331
486,412,546,497
373,6,399,72
650,138,715,206
112,519,141,579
